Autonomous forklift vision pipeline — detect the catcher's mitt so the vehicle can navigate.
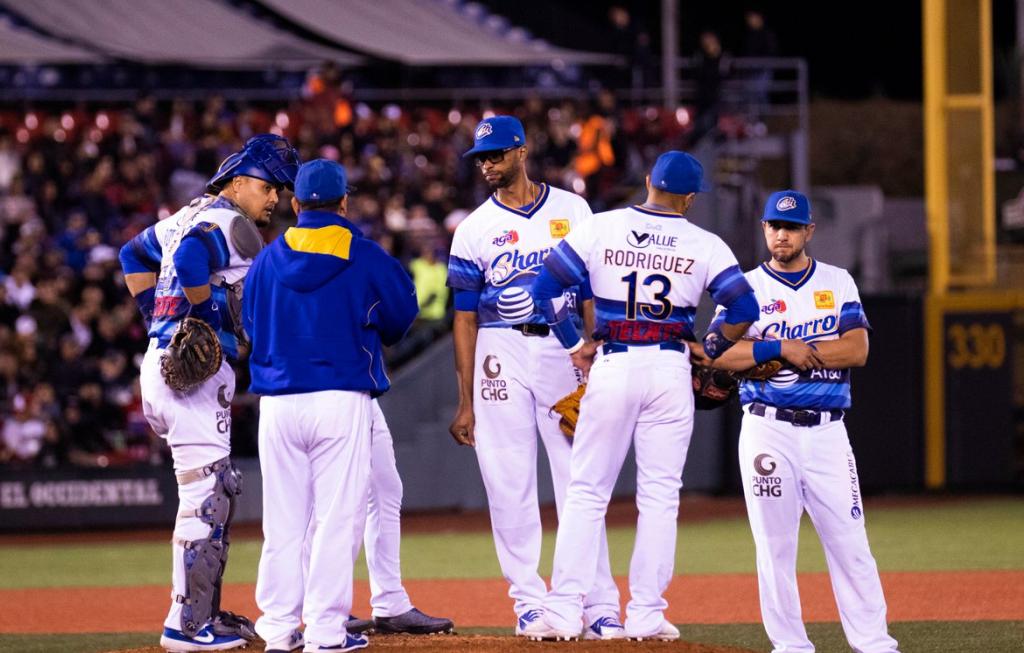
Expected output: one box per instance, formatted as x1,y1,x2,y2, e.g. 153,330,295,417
161,317,223,393
551,383,586,437
691,365,738,410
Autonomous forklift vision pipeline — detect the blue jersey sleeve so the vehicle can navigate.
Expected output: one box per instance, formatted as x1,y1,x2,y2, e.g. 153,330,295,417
708,265,758,324
532,252,583,349
446,255,484,292
174,222,231,288
453,289,480,312
118,225,162,274
542,240,588,289
838,301,872,335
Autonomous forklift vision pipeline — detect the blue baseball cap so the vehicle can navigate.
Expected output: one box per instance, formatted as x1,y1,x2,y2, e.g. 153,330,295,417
463,115,526,157
294,159,354,203
762,190,811,224
649,151,710,194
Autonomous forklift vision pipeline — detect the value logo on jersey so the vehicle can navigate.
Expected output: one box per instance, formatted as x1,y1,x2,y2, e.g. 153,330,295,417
480,354,508,401
627,230,678,250
814,290,835,309
549,219,570,238
761,299,787,315
752,453,782,498
491,230,519,247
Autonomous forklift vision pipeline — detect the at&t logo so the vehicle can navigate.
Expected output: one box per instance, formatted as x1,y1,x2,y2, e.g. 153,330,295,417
751,453,782,498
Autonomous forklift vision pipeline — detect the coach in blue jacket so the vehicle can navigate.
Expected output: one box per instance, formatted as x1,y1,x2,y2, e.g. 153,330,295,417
243,159,417,653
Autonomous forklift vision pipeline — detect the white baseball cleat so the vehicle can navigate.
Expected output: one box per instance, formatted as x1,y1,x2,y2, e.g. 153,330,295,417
514,608,543,637
583,615,626,640
518,614,582,641
627,620,680,641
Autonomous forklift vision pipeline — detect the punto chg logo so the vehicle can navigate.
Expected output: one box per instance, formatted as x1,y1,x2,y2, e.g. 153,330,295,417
480,355,508,401
751,453,782,498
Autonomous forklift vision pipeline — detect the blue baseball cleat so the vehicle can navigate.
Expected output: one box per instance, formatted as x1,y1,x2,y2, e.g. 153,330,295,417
301,633,369,652
159,625,247,651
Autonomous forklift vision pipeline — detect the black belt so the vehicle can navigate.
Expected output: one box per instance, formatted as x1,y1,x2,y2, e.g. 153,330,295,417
602,341,686,355
511,323,550,337
748,401,844,427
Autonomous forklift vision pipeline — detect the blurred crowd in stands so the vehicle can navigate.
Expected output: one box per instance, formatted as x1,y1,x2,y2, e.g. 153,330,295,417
0,67,697,468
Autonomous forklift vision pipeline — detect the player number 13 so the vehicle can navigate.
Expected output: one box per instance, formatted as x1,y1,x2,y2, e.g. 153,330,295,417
622,271,673,320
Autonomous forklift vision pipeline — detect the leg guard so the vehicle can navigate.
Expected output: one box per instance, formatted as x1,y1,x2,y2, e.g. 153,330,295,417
173,457,245,638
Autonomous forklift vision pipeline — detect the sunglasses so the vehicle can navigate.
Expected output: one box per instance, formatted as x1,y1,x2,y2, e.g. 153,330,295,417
473,147,518,167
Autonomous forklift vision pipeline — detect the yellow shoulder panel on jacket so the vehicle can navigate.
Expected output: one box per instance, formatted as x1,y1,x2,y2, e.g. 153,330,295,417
284,225,352,259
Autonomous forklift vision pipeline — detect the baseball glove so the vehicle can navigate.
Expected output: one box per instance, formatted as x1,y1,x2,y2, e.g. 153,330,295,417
160,317,223,393
551,383,586,437
739,359,784,381
691,365,738,410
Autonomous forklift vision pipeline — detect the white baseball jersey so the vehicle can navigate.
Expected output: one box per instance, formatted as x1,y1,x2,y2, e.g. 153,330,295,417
727,258,897,652
446,184,621,625
545,205,751,343
540,205,752,638
447,184,591,327
712,259,871,410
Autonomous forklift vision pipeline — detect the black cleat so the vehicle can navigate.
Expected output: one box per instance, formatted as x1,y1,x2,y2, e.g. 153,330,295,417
373,608,454,635
344,615,375,635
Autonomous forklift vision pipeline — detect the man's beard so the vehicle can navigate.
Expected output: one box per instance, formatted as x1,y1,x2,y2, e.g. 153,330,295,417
487,168,519,190
772,246,803,264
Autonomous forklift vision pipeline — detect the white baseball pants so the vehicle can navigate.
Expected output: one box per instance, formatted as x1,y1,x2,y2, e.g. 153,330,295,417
254,390,372,649
139,341,235,631
473,328,619,622
544,345,693,637
363,399,414,618
739,411,899,653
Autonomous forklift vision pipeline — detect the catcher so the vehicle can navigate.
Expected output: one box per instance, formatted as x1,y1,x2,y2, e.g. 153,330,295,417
119,134,299,652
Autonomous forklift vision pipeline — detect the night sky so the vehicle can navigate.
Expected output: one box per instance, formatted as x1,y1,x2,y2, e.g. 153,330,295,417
485,0,1019,101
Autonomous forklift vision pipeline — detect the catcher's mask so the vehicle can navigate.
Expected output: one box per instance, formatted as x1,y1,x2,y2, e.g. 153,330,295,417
206,134,300,194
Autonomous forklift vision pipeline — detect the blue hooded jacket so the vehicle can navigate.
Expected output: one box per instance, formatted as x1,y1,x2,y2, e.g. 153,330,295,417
243,210,418,397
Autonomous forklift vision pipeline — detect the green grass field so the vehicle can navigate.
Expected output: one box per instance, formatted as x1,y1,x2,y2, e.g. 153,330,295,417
1,497,1022,652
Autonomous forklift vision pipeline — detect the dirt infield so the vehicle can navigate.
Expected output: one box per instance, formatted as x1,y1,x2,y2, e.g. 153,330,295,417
2,571,1020,635
115,635,755,653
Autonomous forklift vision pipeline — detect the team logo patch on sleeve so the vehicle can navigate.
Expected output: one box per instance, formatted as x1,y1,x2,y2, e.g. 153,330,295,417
814,290,835,309
549,219,570,238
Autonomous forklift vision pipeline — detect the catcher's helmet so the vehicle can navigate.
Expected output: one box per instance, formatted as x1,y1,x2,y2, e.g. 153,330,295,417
207,134,300,194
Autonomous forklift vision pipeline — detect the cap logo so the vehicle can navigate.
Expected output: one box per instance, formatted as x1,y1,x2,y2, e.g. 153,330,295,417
475,123,493,139
776,196,798,211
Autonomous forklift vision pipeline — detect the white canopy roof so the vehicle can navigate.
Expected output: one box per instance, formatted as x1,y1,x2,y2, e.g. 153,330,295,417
0,18,102,63
0,0,363,69
259,0,619,66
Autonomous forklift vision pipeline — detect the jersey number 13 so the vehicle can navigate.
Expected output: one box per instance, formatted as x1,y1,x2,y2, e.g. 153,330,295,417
622,272,673,320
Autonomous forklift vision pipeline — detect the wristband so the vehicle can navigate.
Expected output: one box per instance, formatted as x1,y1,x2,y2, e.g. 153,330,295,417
753,339,782,364
135,286,156,330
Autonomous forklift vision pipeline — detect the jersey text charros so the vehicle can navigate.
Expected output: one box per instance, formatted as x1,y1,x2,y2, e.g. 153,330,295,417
713,259,871,410
447,184,591,327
